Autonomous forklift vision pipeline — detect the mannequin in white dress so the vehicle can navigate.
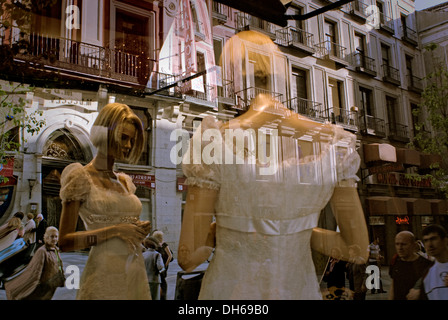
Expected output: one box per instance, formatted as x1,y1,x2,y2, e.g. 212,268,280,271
177,31,369,300
58,103,152,299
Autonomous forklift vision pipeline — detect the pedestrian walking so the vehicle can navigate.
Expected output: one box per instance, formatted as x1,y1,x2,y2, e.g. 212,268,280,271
323,247,347,299
34,213,47,246
388,231,433,300
152,230,173,300
4,227,65,300
22,213,36,244
143,237,165,300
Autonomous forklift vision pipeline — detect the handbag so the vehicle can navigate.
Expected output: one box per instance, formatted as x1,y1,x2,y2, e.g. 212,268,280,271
46,249,66,288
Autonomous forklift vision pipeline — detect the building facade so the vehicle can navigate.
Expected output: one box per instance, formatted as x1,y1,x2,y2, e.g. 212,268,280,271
0,0,446,262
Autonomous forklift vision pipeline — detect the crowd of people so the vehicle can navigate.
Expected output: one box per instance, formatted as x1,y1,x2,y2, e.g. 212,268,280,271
0,210,173,300
322,224,448,300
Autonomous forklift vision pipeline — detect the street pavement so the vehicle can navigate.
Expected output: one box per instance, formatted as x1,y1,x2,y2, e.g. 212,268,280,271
0,251,391,300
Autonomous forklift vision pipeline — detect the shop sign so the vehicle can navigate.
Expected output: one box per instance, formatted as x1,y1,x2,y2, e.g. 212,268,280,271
0,158,14,177
368,172,432,188
368,163,404,175
395,215,410,225
128,174,156,189
369,216,385,225
421,216,434,225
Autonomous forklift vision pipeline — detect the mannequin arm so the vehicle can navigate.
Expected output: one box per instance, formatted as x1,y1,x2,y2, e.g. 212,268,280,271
59,200,150,252
311,181,369,262
178,185,218,272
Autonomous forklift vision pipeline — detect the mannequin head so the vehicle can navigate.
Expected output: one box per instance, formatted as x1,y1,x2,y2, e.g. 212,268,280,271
90,103,144,164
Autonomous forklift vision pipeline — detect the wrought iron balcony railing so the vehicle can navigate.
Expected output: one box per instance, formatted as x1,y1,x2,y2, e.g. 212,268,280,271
217,79,236,105
388,122,410,142
283,97,324,120
212,2,229,23
401,26,418,45
354,52,377,76
378,12,395,33
382,64,401,85
327,107,358,128
236,12,276,38
234,87,283,111
315,40,349,66
360,115,386,137
275,27,315,53
1,29,152,85
407,74,423,93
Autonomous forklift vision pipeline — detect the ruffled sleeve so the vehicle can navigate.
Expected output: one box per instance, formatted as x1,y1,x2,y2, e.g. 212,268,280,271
59,163,91,202
334,127,361,184
182,116,222,190
116,173,137,194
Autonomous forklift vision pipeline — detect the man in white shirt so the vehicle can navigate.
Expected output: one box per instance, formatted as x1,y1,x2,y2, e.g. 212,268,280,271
420,224,448,300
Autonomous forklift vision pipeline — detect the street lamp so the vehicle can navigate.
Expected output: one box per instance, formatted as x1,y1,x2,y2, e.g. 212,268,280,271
28,178,36,199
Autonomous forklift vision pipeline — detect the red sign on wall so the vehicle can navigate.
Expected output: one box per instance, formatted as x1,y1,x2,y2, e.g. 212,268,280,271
128,174,156,189
395,216,410,225
0,158,14,177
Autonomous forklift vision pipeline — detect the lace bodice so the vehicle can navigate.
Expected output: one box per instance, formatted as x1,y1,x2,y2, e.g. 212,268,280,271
60,163,142,231
182,116,361,299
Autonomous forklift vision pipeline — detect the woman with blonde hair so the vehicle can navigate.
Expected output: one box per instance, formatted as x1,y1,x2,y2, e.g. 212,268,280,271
58,103,152,299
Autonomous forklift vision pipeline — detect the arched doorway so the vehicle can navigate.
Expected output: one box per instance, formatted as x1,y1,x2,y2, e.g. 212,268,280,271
41,128,92,229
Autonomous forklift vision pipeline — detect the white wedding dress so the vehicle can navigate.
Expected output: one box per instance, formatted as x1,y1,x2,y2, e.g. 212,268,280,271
182,116,360,300
60,163,151,300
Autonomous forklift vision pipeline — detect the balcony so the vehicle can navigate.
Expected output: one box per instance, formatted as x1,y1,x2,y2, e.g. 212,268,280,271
2,29,151,86
353,52,377,77
283,97,325,121
382,64,401,86
388,123,410,143
236,13,276,40
146,71,182,98
360,115,387,138
327,107,358,131
315,41,350,67
401,26,418,47
217,79,236,105
407,74,423,93
184,84,217,109
275,27,315,55
341,0,368,21
379,12,395,34
234,87,283,111
212,2,228,24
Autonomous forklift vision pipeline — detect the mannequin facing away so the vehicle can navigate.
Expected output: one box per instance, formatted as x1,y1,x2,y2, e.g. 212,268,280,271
178,94,369,271
177,30,369,300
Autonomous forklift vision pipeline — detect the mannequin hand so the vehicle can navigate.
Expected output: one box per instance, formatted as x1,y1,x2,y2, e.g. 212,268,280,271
134,220,151,235
114,223,148,251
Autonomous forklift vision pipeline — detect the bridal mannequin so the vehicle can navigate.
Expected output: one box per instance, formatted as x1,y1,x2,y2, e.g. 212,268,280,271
177,31,369,300
58,103,152,299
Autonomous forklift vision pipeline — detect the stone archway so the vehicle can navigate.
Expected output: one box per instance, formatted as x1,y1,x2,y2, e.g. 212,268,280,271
41,128,92,229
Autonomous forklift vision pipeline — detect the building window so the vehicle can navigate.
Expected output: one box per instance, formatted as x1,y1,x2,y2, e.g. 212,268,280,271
359,86,373,116
292,67,308,101
114,9,151,84
386,95,398,128
328,78,345,122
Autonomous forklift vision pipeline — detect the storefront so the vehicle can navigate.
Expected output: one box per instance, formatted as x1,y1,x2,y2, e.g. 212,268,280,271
362,143,447,264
